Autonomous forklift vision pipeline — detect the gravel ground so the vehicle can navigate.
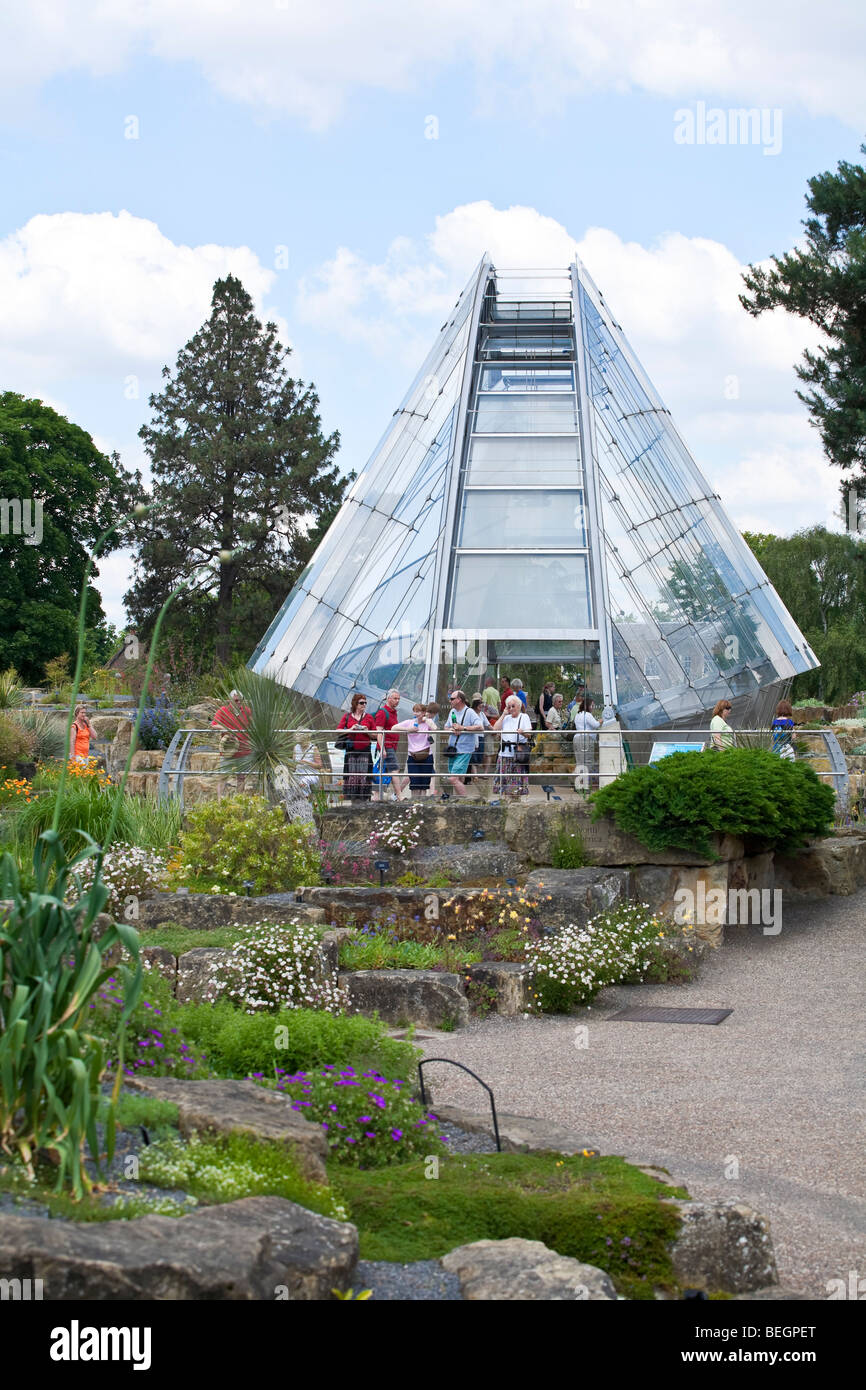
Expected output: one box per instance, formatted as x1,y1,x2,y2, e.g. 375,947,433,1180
418,891,866,1299
356,1260,462,1300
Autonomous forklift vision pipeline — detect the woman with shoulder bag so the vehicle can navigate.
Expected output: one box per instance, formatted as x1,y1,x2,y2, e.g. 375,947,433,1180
394,703,436,798
337,693,375,801
493,695,533,799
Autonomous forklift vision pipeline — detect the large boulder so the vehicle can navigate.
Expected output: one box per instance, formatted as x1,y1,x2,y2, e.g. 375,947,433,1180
0,1196,356,1300
317,802,508,848
775,834,866,897
129,749,164,772
465,961,530,1016
525,867,633,931
504,801,743,868
668,1200,777,1294
338,968,469,1028
440,1238,616,1301
125,1077,329,1184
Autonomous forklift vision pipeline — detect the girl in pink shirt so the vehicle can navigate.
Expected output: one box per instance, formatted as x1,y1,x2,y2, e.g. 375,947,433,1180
394,704,435,798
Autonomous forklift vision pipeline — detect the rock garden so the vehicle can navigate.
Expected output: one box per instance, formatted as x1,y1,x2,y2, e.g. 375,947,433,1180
0,668,859,1301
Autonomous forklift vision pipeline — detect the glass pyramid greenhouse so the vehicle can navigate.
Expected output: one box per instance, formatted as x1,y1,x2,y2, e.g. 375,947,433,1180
251,256,818,730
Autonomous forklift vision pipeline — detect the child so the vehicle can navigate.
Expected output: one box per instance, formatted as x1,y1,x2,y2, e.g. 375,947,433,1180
393,702,435,799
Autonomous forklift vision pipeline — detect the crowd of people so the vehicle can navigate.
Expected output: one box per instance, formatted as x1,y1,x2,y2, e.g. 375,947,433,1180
333,675,602,803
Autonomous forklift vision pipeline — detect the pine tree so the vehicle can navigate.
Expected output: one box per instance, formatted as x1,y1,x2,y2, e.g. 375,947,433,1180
126,275,346,665
740,145,866,482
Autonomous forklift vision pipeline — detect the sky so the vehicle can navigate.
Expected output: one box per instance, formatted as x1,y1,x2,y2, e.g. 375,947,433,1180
2,0,864,629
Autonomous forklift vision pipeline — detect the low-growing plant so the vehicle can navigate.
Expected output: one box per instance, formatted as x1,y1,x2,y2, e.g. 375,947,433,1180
198,921,346,1015
523,902,688,1013
171,1002,419,1080
550,821,589,869
138,1130,345,1219
339,936,480,972
67,843,167,919
168,794,321,894
591,748,836,857
269,1065,446,1168
367,807,423,856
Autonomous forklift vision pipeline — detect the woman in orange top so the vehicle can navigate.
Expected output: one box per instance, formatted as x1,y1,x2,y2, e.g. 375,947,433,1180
69,704,93,763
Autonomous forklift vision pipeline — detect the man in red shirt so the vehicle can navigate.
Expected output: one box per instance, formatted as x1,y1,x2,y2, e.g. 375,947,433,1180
499,676,514,713
212,689,252,793
373,687,408,801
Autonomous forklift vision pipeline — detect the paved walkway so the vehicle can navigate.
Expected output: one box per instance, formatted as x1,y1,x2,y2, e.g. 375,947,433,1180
420,892,866,1297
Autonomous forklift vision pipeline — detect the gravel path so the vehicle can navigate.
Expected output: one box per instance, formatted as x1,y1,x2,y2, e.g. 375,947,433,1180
419,892,866,1299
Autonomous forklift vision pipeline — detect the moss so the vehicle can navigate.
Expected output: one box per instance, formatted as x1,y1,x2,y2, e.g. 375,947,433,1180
335,1151,687,1300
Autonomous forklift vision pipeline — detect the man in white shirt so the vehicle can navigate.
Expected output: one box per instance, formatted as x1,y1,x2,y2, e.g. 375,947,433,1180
445,689,483,799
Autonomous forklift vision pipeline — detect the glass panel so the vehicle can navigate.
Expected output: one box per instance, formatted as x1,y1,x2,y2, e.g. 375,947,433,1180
459,490,586,547
474,394,578,433
450,553,591,629
479,326,573,359
479,364,574,393
468,434,582,486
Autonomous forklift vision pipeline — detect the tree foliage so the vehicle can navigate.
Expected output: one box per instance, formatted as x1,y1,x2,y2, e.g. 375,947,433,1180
742,526,866,703
0,394,137,683
126,275,348,665
740,145,866,482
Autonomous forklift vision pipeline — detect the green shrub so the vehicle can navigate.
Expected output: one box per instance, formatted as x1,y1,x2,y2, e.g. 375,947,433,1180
0,668,25,710
591,748,836,857
169,794,321,894
338,1152,685,1299
14,781,119,855
0,712,35,769
274,1065,445,1168
170,1001,419,1080
8,709,67,762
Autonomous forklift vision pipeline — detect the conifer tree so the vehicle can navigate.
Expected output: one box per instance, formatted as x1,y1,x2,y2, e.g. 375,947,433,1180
127,275,345,664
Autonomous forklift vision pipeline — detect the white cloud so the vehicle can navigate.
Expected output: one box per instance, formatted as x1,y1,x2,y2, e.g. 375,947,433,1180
2,1,864,130
0,210,284,384
303,200,841,537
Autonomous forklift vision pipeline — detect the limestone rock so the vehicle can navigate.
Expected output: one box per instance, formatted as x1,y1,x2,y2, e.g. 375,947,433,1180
525,867,633,931
89,715,121,739
504,801,743,868
141,945,176,984
465,960,530,1016
129,749,164,772
125,1077,329,1183
775,835,866,898
668,1200,777,1294
338,968,469,1028
441,1237,616,1301
0,1196,356,1300
176,946,229,1004
138,890,325,931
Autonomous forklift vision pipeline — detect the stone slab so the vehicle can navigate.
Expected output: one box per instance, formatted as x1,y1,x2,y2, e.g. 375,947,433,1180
338,969,469,1029
138,891,325,931
125,1076,328,1184
0,1196,356,1300
441,1238,617,1301
525,867,633,931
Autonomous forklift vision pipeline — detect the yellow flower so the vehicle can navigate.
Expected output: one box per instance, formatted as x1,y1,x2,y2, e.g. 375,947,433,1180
447,934,456,941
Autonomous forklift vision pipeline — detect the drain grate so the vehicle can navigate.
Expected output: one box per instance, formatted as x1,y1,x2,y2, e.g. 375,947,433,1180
609,1006,732,1025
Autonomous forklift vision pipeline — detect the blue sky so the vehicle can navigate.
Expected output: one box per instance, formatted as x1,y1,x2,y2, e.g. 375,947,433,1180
1,0,864,627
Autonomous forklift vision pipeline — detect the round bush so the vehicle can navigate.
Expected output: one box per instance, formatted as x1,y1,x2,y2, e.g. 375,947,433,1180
591,748,836,857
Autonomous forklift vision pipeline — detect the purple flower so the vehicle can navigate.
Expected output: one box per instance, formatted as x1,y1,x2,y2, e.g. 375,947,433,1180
390,1129,402,1140
365,1132,376,1139
358,1115,371,1123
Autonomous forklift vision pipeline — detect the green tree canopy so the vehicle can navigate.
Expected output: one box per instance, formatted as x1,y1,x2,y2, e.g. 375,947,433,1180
126,275,348,666
742,526,866,703
740,145,866,483
0,392,137,683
